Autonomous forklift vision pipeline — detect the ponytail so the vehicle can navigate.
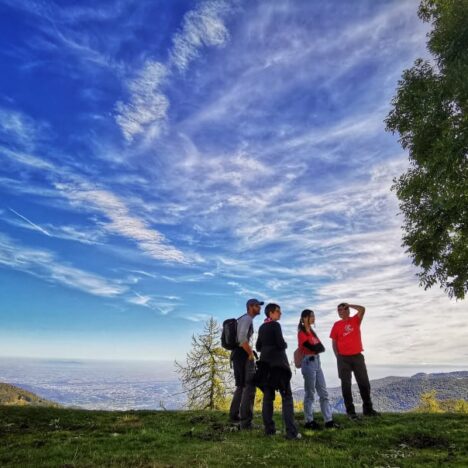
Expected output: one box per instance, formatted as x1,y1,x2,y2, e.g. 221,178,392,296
298,309,314,333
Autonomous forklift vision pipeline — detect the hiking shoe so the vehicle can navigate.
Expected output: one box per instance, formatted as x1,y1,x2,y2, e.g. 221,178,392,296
363,409,380,417
304,420,322,430
324,420,340,429
347,413,360,421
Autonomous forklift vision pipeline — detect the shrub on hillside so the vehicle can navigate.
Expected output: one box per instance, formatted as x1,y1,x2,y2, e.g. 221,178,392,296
414,390,468,413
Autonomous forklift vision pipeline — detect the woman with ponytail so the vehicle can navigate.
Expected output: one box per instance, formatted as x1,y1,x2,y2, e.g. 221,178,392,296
298,309,339,429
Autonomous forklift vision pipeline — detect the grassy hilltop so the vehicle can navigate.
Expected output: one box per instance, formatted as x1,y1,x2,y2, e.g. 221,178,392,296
0,383,58,408
0,406,467,467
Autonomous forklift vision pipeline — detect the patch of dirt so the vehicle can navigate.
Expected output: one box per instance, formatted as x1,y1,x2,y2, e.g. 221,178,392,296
399,433,449,449
188,414,219,424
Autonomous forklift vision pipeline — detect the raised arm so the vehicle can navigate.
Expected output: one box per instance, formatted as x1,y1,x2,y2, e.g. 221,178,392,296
349,304,366,321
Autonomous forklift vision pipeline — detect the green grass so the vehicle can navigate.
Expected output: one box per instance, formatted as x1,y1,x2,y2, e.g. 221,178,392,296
0,406,467,467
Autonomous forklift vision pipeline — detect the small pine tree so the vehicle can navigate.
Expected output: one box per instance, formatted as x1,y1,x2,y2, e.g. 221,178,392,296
175,317,232,410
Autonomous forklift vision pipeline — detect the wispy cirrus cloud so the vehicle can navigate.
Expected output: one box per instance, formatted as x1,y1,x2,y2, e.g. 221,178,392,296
3,0,465,366
54,182,188,264
1,132,189,263
0,233,179,312
178,0,428,148
0,233,126,298
127,291,182,316
128,292,152,307
115,0,235,141
0,107,51,150
0,0,130,74
232,221,466,368
4,208,104,246
169,0,232,72
1,147,56,171
115,61,169,142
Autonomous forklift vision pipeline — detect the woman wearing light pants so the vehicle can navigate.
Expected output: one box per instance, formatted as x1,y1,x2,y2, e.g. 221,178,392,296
298,309,339,430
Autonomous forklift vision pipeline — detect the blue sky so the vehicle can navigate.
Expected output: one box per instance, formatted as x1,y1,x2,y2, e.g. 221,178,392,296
1,0,466,368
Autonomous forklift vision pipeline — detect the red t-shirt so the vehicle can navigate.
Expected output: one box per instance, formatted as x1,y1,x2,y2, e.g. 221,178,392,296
329,315,363,355
298,330,322,356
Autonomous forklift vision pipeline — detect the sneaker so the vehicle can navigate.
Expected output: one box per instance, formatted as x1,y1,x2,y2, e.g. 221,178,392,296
285,433,302,440
347,413,360,421
324,420,340,429
265,430,281,436
363,409,380,417
304,420,322,430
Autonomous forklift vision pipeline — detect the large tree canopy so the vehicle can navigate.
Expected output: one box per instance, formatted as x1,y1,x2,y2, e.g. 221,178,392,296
386,0,468,299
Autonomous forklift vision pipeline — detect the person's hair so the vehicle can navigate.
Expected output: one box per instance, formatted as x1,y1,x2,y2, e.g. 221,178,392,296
264,303,279,318
337,303,347,308
298,309,314,332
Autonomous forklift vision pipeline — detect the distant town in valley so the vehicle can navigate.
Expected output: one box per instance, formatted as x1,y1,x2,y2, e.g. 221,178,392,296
1,356,466,413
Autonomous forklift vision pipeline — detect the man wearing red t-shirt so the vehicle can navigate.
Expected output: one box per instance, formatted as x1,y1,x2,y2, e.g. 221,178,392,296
330,303,379,419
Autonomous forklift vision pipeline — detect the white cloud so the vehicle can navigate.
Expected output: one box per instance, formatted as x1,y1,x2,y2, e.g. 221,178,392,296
3,0,464,368
308,267,467,367
128,292,152,307
5,213,105,246
181,1,428,135
169,0,231,72
1,147,55,171
2,140,188,263
114,1,234,141
0,107,51,150
127,291,180,315
55,182,188,264
183,313,215,323
0,0,126,73
115,61,169,142
0,234,127,297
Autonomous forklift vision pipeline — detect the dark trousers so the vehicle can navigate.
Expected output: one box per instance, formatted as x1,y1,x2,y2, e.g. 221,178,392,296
337,353,373,415
262,382,297,438
229,353,256,428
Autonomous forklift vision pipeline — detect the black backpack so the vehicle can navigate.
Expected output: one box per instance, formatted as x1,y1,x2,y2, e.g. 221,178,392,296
221,315,245,350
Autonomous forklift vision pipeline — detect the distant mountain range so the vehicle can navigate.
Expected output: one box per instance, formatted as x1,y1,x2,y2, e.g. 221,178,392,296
0,382,59,407
3,371,467,412
293,371,468,412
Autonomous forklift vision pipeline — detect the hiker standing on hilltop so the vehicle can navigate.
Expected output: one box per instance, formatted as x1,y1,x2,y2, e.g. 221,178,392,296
229,298,263,429
256,303,301,439
330,303,379,419
298,309,340,429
